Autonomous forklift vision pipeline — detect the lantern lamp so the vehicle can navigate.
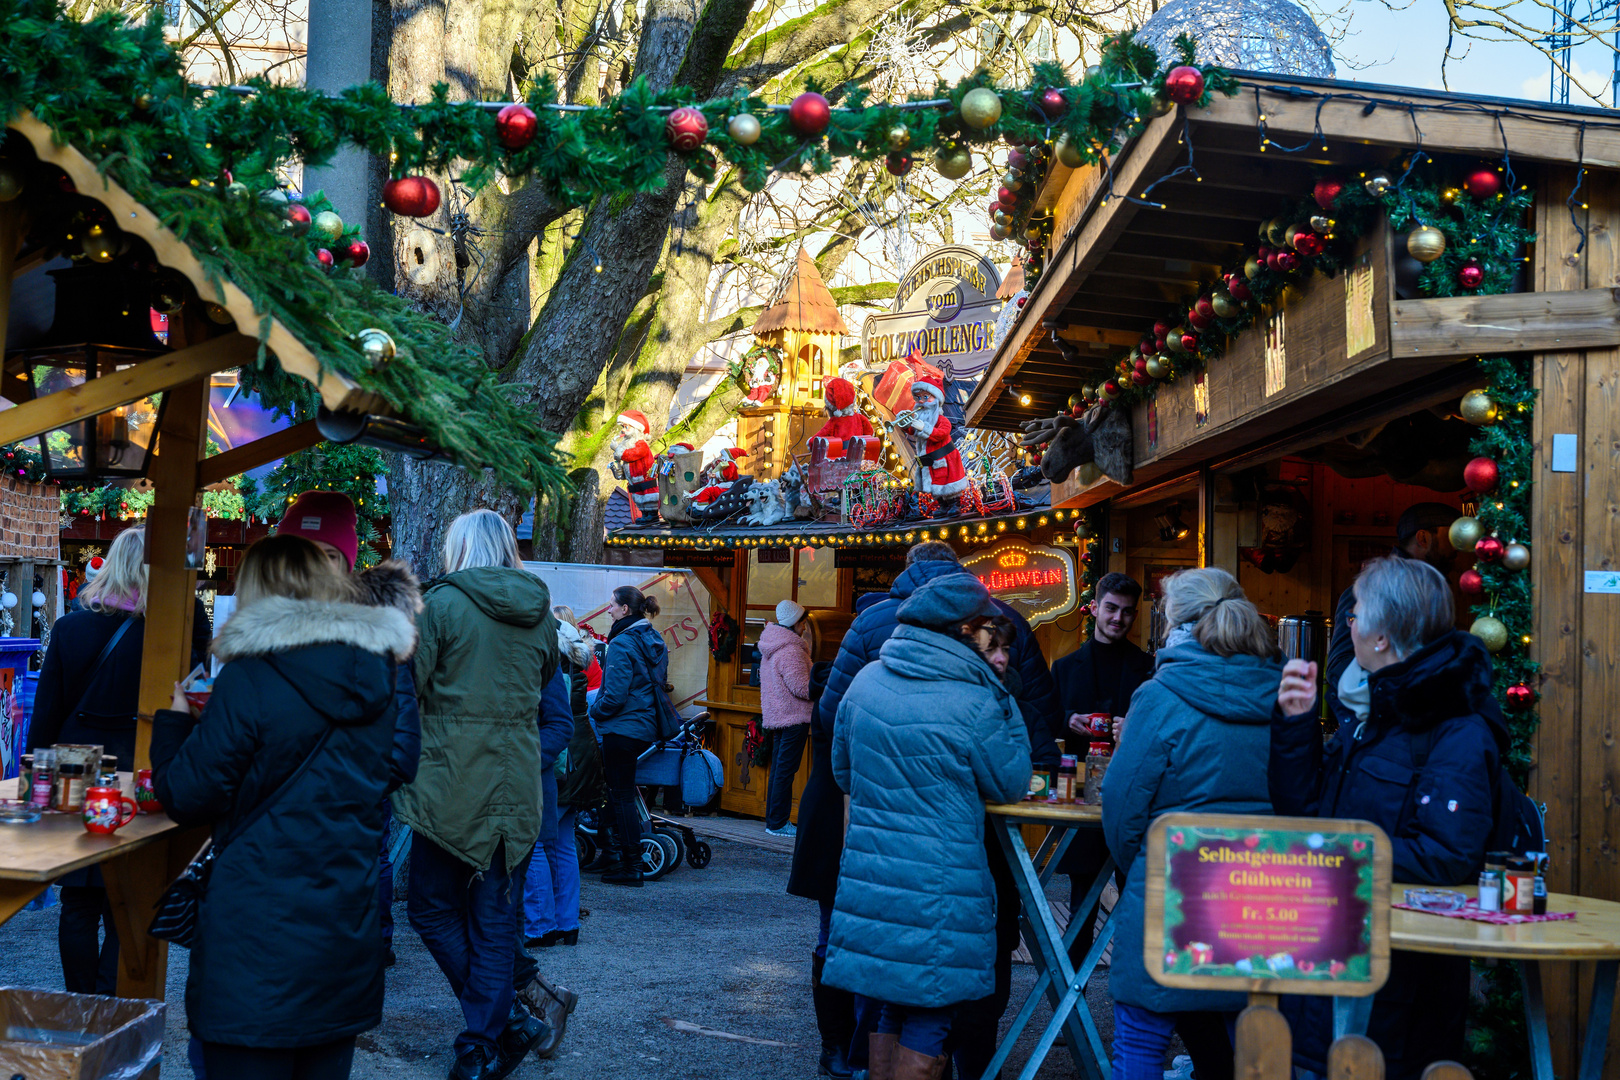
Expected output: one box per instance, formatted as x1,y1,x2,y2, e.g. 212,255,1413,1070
14,267,168,480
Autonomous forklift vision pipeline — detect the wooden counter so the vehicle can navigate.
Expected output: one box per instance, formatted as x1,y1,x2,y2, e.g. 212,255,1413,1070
1392,885,1620,961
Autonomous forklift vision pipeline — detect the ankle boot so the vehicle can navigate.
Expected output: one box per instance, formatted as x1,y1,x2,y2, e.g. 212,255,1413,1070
582,844,617,873
811,953,856,1078
601,859,644,887
892,1044,949,1080
867,1033,899,1080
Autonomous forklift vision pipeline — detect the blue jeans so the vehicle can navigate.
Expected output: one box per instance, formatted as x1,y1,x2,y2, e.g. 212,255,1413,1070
523,807,580,937
874,1001,957,1057
1113,1002,1181,1080
407,836,520,1055
765,722,808,830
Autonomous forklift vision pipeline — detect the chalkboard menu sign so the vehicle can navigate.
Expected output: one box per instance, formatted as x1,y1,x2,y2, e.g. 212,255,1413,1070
1143,813,1391,997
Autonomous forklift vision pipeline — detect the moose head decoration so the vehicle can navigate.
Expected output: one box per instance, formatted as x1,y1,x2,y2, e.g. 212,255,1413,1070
1017,404,1134,487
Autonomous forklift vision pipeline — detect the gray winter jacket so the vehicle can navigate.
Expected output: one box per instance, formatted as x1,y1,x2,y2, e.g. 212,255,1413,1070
1101,638,1282,1014
823,624,1032,1007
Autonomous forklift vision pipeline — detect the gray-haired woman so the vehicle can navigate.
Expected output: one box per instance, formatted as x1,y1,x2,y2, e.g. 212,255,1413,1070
1271,554,1508,1080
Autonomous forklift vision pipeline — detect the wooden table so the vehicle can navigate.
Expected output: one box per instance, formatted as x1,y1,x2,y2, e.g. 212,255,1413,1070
0,774,205,997
1335,885,1620,1080
985,801,1114,1080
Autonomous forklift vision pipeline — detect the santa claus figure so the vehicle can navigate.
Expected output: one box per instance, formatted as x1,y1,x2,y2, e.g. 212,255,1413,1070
689,448,749,509
903,374,968,515
819,378,874,440
609,409,660,524
738,348,779,409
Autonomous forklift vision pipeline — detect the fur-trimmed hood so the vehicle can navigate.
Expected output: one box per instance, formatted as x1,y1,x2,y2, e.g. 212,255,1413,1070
556,620,594,669
354,560,423,658
213,596,417,664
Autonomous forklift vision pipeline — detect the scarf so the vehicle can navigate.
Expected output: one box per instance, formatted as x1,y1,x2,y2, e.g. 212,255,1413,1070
1338,659,1371,724
1163,621,1198,651
607,613,639,642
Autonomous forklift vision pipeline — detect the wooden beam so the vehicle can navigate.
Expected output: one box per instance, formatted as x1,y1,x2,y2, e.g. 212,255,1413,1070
1051,325,1142,348
0,333,256,446
198,419,323,487
1390,288,1620,358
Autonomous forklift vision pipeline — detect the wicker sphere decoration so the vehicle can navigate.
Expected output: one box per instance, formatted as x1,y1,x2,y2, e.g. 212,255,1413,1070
357,327,397,369
727,113,762,145
1459,568,1485,596
1407,225,1447,262
1136,0,1334,77
1460,389,1499,425
934,146,972,179
1464,455,1499,493
960,88,1004,129
1448,515,1484,552
788,92,831,136
1502,542,1531,571
665,107,709,153
1469,616,1509,653
1474,536,1505,563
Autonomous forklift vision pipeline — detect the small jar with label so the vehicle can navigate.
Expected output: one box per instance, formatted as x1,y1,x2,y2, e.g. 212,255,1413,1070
1504,856,1537,913
1477,870,1503,912
54,763,87,813
30,749,55,809
1054,755,1078,802
1028,770,1052,801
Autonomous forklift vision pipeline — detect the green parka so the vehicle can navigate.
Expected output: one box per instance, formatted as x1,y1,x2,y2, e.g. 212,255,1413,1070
392,566,559,873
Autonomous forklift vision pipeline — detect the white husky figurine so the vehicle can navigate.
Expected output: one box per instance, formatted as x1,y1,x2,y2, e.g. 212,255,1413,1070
739,479,790,527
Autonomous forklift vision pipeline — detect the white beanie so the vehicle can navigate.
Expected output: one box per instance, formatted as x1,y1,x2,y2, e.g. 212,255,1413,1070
776,600,806,629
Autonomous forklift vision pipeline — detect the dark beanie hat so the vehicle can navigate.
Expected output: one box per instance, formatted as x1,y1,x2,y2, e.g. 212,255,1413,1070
897,574,999,629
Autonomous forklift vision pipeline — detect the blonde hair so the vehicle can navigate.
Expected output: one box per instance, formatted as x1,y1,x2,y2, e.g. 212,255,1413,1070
234,534,354,608
80,527,148,615
553,605,578,625
1162,567,1279,659
443,509,521,573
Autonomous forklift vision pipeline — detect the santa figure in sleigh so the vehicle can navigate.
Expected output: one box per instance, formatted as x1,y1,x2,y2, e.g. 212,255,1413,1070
901,373,968,517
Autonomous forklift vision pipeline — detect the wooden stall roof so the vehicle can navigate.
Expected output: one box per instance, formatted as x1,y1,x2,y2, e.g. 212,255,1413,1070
751,247,851,336
966,72,1620,433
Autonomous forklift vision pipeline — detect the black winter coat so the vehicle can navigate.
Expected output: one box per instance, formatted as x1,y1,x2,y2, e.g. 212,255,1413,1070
557,658,606,809
151,594,416,1049
1270,630,1508,1080
30,598,211,768
787,660,840,903
817,560,1059,767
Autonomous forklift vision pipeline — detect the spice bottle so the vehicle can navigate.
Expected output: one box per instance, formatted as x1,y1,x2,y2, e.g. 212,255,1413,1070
1504,855,1537,913
98,755,119,789
54,763,87,813
31,749,55,809
1477,870,1502,912
1054,755,1078,802
1028,770,1052,801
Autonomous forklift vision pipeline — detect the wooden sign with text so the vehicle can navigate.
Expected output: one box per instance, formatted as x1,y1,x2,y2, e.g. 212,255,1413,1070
1143,813,1391,997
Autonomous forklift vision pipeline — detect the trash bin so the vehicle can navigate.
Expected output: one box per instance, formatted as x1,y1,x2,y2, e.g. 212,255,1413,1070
0,986,163,1079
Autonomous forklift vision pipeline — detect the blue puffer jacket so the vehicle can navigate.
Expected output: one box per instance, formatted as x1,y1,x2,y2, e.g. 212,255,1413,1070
818,560,1059,766
1102,639,1281,1014
823,625,1032,1007
1270,630,1507,1080
588,619,669,743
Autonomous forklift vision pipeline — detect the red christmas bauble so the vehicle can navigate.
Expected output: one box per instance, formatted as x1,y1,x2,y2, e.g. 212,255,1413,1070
1188,309,1213,331
1505,683,1535,710
495,103,538,150
1228,279,1253,303
1164,66,1206,104
383,176,441,218
1457,259,1485,290
1139,339,1154,356
1276,251,1300,272
316,248,335,269
1474,536,1506,563
1293,232,1324,257
1464,455,1500,493
886,152,913,176
1101,379,1120,399
1195,295,1215,319
1257,245,1272,261
788,92,831,136
1154,336,1167,352
988,201,1003,217
1008,149,1029,171
343,239,370,268
1131,371,1151,386
1459,568,1485,596
998,187,1019,206
1134,358,1149,375
1180,332,1200,352
665,107,709,152
1153,320,1171,338
1016,296,1026,308
282,203,312,237
1465,167,1502,200
1312,178,1344,209
1039,88,1068,117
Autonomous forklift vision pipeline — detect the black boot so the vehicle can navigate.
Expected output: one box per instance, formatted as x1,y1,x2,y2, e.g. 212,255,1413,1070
494,1000,548,1079
811,952,857,1079
581,843,617,874
601,859,644,887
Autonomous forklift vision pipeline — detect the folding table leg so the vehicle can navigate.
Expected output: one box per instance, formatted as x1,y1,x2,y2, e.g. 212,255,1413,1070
1518,961,1556,1080
1578,959,1620,1080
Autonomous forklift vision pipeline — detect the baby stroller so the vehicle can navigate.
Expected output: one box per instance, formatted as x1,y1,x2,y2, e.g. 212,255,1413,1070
575,712,723,880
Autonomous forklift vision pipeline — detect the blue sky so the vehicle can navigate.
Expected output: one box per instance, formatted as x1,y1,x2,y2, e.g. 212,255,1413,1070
1332,0,1616,107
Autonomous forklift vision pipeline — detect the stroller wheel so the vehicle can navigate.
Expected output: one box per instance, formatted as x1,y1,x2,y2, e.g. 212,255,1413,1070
640,835,675,879
575,831,597,869
686,841,712,869
653,826,686,870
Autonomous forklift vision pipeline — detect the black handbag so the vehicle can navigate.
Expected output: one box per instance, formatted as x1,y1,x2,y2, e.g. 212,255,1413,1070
149,717,334,947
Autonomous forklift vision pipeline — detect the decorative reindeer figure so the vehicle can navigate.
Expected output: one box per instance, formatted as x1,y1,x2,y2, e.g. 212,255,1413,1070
1017,404,1134,486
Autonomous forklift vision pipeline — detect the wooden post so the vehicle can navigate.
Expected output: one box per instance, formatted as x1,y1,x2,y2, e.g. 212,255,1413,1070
1326,1034,1385,1080
1234,1000,1291,1080
13,560,32,640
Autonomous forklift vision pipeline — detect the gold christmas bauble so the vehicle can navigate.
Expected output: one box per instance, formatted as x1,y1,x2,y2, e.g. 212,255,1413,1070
727,113,762,146
204,302,234,325
1148,95,1174,117
1469,615,1509,653
1211,291,1239,318
1073,517,1092,538
1460,389,1499,426
1076,463,1103,486
1054,133,1084,169
934,146,972,180
1244,257,1263,281
312,210,344,243
886,124,911,151
357,327,396,369
1166,328,1188,354
1407,225,1447,263
990,222,1011,240
1502,542,1531,571
1448,515,1484,552
151,279,187,315
0,165,22,203
1145,356,1168,379
81,225,117,264
1265,217,1289,247
960,88,1003,130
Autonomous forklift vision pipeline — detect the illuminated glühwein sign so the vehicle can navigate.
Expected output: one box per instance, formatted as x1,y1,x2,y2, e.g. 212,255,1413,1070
959,540,1076,627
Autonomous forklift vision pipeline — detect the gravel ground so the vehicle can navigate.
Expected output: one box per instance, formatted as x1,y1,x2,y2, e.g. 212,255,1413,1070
0,837,1119,1079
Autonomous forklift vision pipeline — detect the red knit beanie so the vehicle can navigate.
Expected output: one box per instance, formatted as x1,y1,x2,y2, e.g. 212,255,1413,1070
276,491,359,571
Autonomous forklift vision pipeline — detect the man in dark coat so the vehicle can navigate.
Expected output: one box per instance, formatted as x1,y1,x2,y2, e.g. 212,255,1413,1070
1323,502,1456,726
1049,572,1152,963
1273,556,1506,1080
816,540,1058,1080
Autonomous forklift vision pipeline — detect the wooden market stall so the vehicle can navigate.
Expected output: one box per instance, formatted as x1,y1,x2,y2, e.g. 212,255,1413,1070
0,110,560,1001
965,72,1620,1076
